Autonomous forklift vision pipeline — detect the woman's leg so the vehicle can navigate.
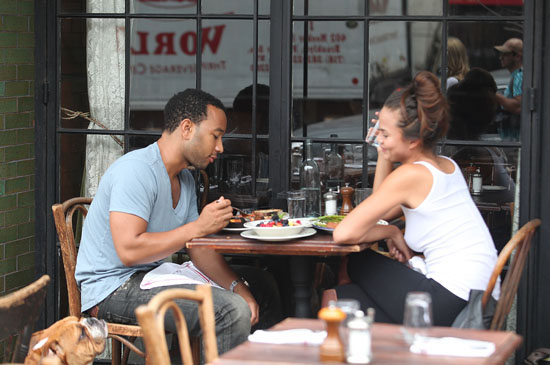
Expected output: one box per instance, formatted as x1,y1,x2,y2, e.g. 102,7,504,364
337,250,466,326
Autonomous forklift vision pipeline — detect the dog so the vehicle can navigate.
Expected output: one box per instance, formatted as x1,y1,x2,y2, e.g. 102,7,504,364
25,316,108,365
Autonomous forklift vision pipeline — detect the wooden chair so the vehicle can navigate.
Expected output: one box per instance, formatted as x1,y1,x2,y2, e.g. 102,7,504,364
52,197,144,365
135,284,218,365
0,275,50,363
483,218,541,330
321,218,542,331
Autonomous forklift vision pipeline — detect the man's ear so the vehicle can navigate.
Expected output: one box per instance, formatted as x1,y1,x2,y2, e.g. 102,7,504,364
179,118,195,139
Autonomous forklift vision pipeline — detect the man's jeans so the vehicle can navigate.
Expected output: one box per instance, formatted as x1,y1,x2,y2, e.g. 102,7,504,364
97,265,282,356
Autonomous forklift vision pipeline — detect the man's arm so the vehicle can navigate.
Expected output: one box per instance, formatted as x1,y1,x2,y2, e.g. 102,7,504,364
188,247,259,325
496,93,521,115
110,197,233,266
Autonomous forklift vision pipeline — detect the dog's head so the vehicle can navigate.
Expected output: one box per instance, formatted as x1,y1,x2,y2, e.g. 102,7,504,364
25,316,108,365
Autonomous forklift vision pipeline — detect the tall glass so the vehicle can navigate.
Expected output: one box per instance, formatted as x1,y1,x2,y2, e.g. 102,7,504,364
286,190,306,218
402,291,433,344
354,188,373,207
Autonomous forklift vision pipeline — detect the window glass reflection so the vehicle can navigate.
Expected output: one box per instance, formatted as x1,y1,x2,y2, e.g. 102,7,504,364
369,21,442,127
293,0,363,16
442,145,518,251
202,0,270,15
292,21,364,139
131,0,195,14
447,22,523,141
60,18,89,129
448,0,523,17
202,19,271,135
129,18,197,130
368,0,442,16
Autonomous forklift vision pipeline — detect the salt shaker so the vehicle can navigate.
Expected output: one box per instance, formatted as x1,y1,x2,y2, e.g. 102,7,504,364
324,189,338,216
471,167,483,195
346,308,374,364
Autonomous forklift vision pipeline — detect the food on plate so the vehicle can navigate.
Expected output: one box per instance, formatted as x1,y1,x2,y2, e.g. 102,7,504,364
255,214,303,227
312,215,345,229
312,215,388,231
252,208,283,220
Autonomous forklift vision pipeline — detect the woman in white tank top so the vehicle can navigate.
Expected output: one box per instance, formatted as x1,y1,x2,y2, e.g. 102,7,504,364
333,71,499,326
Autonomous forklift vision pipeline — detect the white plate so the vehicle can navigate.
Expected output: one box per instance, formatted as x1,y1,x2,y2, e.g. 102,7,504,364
240,227,317,242
222,227,252,232
482,185,507,191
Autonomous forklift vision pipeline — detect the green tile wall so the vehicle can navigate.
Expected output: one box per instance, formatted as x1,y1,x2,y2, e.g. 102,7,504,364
0,1,36,301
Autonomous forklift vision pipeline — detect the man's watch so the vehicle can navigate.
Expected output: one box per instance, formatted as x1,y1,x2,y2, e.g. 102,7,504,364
229,277,249,292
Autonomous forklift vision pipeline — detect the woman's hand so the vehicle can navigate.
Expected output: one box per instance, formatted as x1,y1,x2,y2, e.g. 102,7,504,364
386,229,413,263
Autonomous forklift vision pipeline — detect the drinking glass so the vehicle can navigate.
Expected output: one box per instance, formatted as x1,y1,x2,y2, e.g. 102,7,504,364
329,299,360,356
354,188,373,207
402,291,433,344
286,190,306,218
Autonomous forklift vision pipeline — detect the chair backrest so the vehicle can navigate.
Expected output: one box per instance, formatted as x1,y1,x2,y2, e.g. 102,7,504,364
135,284,218,365
52,197,93,318
483,218,541,330
0,274,50,363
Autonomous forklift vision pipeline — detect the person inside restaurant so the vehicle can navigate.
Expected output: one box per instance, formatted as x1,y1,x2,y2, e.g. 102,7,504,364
75,89,282,359
332,71,500,326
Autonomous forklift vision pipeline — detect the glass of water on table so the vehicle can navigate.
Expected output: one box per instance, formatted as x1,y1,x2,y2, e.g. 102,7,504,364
286,190,306,218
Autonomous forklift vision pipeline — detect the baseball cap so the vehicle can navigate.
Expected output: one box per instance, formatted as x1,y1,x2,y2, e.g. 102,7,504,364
494,38,523,55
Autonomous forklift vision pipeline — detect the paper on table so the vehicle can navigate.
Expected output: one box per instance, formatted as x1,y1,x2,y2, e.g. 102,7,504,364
140,261,222,290
248,329,327,345
410,336,496,357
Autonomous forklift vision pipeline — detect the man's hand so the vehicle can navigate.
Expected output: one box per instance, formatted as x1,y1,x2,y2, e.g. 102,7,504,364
233,283,259,325
195,197,233,236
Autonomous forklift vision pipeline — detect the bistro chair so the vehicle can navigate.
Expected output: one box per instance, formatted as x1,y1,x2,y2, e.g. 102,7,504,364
321,218,541,331
135,284,218,365
483,218,541,330
0,274,50,363
52,197,145,365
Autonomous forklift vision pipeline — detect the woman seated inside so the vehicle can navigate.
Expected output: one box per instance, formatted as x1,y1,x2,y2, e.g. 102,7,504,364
333,71,499,326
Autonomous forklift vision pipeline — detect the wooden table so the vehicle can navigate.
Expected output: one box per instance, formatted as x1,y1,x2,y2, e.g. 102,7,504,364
186,232,371,318
211,318,523,364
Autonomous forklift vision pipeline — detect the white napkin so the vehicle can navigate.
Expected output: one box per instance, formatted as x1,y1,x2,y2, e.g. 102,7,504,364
140,262,222,290
410,335,495,357
248,329,326,345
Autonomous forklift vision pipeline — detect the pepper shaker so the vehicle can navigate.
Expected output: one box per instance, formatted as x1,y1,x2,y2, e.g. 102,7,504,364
340,183,354,215
318,306,346,362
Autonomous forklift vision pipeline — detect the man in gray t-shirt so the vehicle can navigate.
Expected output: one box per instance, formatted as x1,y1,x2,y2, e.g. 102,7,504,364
76,89,281,357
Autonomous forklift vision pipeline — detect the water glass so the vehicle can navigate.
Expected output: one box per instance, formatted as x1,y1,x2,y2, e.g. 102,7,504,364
402,292,433,344
354,188,373,207
286,190,306,218
329,299,360,356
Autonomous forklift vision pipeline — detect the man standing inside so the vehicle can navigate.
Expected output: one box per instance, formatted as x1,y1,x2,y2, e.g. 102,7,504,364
75,89,280,356
494,38,523,116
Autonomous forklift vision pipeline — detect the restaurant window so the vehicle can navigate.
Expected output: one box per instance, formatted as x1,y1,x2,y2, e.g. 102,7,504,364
53,0,524,255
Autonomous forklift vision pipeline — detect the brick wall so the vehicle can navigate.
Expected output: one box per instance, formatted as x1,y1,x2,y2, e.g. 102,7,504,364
0,0,36,297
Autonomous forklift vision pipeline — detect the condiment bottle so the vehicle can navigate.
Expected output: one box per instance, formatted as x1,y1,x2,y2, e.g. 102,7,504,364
325,134,344,191
471,167,483,195
324,189,338,216
340,183,354,215
318,305,346,362
346,308,374,364
299,139,322,217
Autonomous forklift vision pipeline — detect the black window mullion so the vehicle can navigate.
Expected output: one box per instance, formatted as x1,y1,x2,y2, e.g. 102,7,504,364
362,15,369,187
124,0,131,154
196,0,202,90
251,0,259,197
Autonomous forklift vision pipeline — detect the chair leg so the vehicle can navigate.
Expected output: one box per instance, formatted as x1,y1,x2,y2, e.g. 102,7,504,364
112,338,121,365
321,288,338,308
